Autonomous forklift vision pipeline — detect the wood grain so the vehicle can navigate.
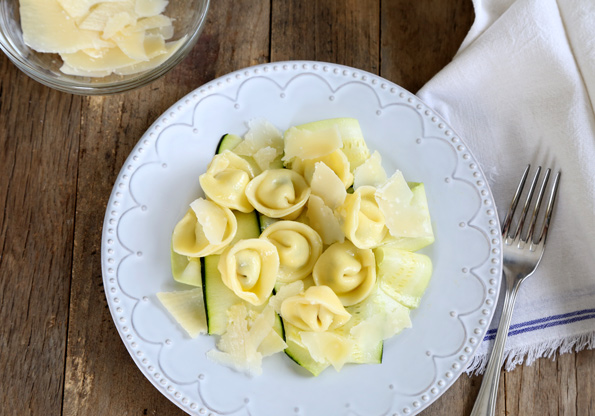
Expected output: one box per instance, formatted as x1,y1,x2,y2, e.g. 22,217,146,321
577,348,595,415
380,0,474,93
271,0,380,74
0,57,80,415
0,0,593,415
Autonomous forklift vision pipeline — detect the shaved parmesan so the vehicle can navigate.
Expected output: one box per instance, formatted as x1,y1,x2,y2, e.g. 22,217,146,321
292,118,370,172
246,305,277,347
21,0,180,77
377,171,413,204
233,120,284,158
157,288,207,338
252,146,279,171
306,195,345,245
112,31,159,61
135,0,168,17
141,34,167,57
134,14,172,31
147,24,174,40
376,173,433,238
61,46,139,71
78,1,136,32
268,280,305,314
113,37,186,75
82,47,113,59
292,149,354,189
300,332,353,371
283,125,342,163
353,151,387,189
60,64,113,77
61,34,171,73
258,329,287,357
190,198,229,244
20,0,113,53
207,304,262,376
310,162,346,209
207,305,282,376
57,0,124,18
102,11,135,40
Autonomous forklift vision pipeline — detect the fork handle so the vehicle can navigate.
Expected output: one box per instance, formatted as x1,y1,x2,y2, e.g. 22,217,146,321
470,272,521,416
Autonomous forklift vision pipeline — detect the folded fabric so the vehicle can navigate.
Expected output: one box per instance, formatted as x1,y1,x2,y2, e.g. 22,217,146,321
417,0,595,373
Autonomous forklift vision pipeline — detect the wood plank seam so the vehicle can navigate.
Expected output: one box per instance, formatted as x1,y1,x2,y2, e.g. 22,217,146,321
0,157,16,268
378,0,382,76
268,0,273,62
59,108,82,416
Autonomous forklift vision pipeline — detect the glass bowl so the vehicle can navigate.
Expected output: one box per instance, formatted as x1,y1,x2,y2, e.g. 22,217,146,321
0,0,210,95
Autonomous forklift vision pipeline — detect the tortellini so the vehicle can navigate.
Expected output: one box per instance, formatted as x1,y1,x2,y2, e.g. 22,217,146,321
290,149,354,189
172,198,237,257
218,238,279,306
337,185,388,249
260,221,323,283
312,240,376,306
199,150,256,213
280,285,351,332
245,169,311,220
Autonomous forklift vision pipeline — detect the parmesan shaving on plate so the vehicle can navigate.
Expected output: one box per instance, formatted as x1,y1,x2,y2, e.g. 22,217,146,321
375,171,433,238
310,162,347,209
268,280,304,313
156,288,207,338
291,149,354,189
19,0,183,77
300,332,353,371
207,305,285,376
253,146,279,171
190,198,229,244
282,125,343,163
353,151,387,189
233,119,284,158
306,195,345,245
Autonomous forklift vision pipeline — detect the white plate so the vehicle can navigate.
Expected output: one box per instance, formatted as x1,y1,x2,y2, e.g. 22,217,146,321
101,61,503,416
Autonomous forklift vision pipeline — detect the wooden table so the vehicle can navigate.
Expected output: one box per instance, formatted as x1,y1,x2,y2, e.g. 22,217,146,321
1,1,593,415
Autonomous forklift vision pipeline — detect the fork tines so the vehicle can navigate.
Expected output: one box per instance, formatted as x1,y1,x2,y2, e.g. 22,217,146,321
501,165,561,246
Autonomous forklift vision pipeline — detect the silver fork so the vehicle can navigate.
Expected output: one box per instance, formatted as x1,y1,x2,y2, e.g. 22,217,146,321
470,165,561,416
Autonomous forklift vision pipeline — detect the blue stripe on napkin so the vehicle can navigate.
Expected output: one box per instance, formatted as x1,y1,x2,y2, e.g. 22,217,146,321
484,309,595,341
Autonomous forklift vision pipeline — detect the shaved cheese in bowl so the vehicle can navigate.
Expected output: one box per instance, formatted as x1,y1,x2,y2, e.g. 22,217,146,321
19,0,185,77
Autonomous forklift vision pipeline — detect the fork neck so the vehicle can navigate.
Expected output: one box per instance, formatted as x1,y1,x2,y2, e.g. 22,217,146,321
502,268,526,294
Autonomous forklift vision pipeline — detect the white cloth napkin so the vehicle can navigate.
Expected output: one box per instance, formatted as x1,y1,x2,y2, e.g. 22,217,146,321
417,0,595,373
